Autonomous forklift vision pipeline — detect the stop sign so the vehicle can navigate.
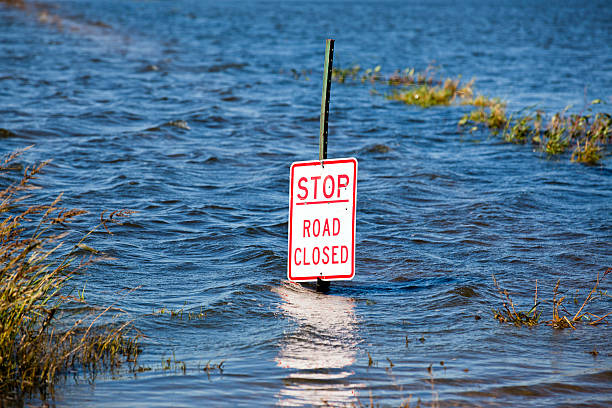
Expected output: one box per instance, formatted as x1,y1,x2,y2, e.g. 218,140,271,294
288,158,357,281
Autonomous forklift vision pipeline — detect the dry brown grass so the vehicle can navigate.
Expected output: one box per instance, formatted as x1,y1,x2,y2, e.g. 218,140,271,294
1,147,140,402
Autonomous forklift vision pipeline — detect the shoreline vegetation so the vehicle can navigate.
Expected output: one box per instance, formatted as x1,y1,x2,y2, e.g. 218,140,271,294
329,65,611,165
0,147,140,402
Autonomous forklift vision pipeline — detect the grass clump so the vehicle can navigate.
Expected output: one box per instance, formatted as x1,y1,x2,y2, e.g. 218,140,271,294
549,269,611,329
571,138,602,165
388,78,474,108
492,269,611,329
332,65,439,86
459,99,508,131
0,147,140,401
492,275,540,326
331,64,473,107
461,101,611,164
153,305,206,320
327,64,611,164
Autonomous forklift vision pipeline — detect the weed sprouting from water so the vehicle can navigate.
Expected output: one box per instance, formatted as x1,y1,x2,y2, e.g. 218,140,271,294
459,100,508,132
492,269,611,329
332,64,442,87
492,275,540,326
152,305,207,320
161,352,188,374
367,351,375,368
388,78,474,108
160,353,224,378
202,360,224,374
548,269,611,329
325,64,611,164
0,148,140,401
461,101,611,164
571,137,602,165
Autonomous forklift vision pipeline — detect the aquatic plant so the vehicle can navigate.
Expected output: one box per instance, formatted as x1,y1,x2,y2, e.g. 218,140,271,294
461,101,611,164
388,79,474,108
548,269,611,329
459,100,508,131
0,148,140,401
502,113,538,144
331,65,439,87
492,275,540,326
319,62,612,165
332,65,367,83
492,269,611,329
571,138,602,165
202,360,224,373
153,305,206,320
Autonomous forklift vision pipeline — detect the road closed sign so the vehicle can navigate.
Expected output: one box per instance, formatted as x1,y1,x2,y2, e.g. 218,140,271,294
288,158,357,281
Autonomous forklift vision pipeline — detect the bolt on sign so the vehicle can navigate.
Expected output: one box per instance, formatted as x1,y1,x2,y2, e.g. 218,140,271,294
288,157,357,281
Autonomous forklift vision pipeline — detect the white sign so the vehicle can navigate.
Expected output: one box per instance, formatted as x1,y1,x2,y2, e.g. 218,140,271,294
288,158,357,282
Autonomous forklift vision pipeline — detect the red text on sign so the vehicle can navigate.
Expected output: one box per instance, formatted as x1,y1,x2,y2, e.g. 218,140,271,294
293,245,349,266
303,217,340,237
296,174,350,201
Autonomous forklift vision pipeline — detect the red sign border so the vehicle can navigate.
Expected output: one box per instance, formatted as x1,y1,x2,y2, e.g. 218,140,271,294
288,157,357,282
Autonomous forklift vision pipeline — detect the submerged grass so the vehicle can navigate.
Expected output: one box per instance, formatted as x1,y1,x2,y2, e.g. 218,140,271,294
152,305,207,320
492,269,611,329
328,64,610,164
0,147,140,401
388,78,474,108
463,103,611,164
332,65,438,87
332,64,474,107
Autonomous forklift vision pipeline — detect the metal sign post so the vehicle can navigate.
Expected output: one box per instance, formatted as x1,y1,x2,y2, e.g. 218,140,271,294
317,39,334,292
319,39,334,163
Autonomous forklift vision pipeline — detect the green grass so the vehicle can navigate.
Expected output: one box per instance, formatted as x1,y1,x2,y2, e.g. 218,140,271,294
461,102,611,164
1,147,140,401
328,64,610,164
332,65,439,87
388,79,474,108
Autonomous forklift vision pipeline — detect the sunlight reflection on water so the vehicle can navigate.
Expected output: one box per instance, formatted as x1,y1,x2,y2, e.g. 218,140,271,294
274,281,363,407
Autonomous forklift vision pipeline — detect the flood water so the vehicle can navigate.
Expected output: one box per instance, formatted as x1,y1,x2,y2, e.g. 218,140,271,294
1,0,612,406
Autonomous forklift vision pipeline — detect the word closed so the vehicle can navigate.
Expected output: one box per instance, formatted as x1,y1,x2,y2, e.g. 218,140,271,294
288,158,357,281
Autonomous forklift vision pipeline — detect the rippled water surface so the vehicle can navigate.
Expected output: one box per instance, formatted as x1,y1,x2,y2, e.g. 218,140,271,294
2,0,612,406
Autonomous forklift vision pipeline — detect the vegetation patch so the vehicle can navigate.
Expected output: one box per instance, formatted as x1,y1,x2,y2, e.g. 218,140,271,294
492,269,611,329
327,64,610,164
0,147,140,402
388,79,474,108
152,305,207,320
461,102,611,164
332,65,439,87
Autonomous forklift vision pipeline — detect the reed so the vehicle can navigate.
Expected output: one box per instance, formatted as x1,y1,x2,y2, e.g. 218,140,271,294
0,147,140,401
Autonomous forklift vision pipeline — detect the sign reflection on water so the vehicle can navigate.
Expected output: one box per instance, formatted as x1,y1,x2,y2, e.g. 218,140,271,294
273,281,363,407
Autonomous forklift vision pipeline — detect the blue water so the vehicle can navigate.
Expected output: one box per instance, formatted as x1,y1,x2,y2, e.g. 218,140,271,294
1,0,611,406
